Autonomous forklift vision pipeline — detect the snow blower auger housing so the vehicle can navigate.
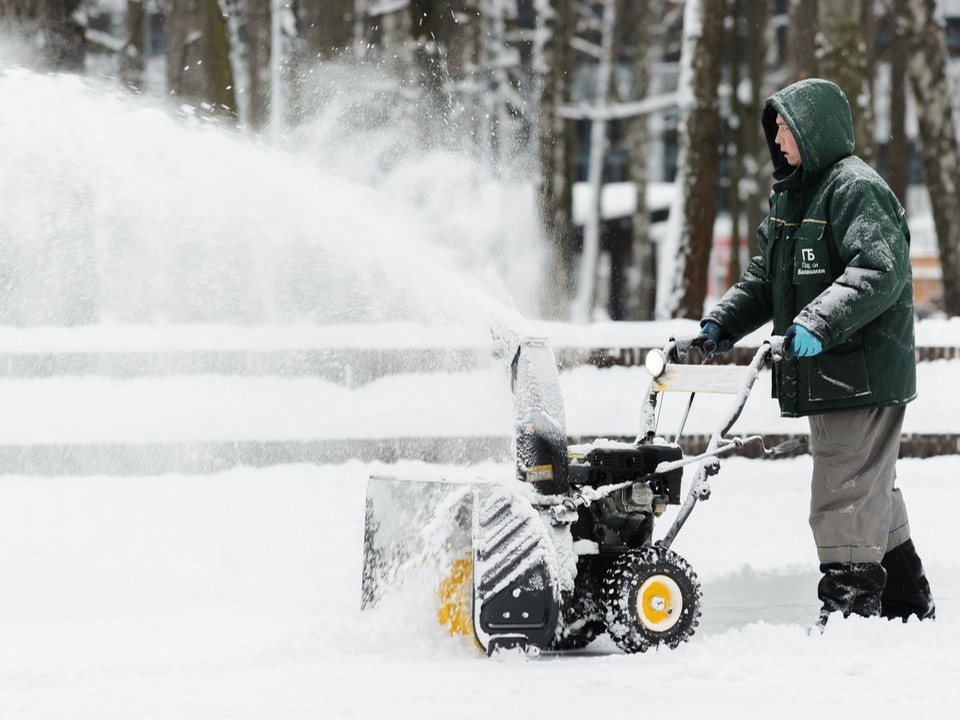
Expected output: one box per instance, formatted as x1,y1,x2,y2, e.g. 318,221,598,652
361,328,802,658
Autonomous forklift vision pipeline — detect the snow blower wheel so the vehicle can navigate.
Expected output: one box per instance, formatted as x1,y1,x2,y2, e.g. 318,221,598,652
602,546,701,653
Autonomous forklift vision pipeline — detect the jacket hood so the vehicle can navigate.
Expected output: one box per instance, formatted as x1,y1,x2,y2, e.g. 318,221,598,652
762,79,855,181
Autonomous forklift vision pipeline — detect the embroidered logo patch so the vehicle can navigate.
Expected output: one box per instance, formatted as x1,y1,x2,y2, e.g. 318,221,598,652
794,227,830,281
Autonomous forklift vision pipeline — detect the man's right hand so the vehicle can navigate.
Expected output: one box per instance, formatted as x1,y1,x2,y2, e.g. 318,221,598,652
699,320,734,354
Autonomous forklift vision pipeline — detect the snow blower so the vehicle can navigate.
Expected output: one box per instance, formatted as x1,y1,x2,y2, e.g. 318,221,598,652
361,326,803,657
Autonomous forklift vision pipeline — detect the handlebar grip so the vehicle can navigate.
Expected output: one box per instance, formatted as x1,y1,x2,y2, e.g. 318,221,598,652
767,436,808,456
669,335,716,364
766,335,789,359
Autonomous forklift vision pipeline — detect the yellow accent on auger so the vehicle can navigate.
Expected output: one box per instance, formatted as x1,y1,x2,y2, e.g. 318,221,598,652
640,579,673,625
437,556,473,636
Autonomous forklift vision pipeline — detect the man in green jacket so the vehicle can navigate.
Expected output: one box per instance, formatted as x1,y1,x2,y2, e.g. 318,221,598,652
700,78,934,625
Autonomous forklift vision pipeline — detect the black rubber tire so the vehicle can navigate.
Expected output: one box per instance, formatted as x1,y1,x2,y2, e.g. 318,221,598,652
601,546,701,653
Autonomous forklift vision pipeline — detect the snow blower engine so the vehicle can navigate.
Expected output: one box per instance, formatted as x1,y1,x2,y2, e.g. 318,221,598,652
361,325,801,658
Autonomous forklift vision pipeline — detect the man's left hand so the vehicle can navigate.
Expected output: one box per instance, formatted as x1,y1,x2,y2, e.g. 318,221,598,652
785,324,823,358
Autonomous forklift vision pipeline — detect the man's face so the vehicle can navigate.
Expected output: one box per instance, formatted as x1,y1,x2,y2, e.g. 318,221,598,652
775,115,801,167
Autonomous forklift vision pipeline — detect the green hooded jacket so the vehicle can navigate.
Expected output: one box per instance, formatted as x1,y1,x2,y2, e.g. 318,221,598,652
704,78,916,418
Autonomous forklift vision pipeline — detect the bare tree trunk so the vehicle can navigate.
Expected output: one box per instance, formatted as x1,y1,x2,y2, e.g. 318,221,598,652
483,0,510,168
119,0,146,90
537,0,575,318
787,0,817,81
0,0,85,70
379,4,413,78
887,12,909,206
409,0,448,113
165,0,238,120
245,1,272,129
658,0,723,319
742,0,768,258
354,0,369,56
571,0,616,323
300,0,354,59
268,0,302,134
623,0,654,320
442,0,471,80
221,0,251,123
270,0,285,134
818,0,874,165
894,0,960,316
861,0,879,166
726,0,744,288
466,0,484,157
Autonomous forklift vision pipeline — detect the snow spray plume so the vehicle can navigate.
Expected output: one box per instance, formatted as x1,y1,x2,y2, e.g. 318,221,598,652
287,58,547,320
0,66,530,330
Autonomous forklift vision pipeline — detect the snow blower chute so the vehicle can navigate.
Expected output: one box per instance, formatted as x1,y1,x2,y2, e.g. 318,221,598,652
361,327,804,657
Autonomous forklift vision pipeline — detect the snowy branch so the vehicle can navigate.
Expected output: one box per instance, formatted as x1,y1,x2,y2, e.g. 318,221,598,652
557,93,679,121
569,36,603,60
367,0,409,17
85,29,126,53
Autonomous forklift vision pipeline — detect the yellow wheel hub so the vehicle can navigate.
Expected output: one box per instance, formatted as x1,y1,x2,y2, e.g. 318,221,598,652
437,556,473,636
636,574,683,632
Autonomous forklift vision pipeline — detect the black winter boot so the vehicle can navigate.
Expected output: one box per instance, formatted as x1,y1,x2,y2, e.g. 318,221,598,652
817,562,886,627
880,539,936,622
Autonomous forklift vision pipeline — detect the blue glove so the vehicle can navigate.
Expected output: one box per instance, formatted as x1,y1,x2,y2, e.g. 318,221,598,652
699,320,733,354
785,323,823,358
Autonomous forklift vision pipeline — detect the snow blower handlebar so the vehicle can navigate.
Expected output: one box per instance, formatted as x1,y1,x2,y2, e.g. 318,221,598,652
670,333,790,364
670,335,716,362
647,335,804,549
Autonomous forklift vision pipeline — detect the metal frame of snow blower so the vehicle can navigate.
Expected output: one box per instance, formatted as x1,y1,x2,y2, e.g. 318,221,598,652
531,335,804,536
639,335,804,549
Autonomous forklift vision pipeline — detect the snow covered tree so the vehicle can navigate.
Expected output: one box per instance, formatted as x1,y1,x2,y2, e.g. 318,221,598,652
893,0,960,316
165,0,237,120
0,0,85,70
657,0,723,320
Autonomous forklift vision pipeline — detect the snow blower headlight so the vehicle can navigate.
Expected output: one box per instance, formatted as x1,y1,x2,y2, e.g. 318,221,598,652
645,349,667,378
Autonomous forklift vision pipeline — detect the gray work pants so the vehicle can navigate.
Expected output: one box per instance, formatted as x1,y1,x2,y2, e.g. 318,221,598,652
808,405,911,564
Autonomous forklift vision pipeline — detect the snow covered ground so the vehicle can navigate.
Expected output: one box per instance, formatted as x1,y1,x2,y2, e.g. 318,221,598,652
1,456,957,719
